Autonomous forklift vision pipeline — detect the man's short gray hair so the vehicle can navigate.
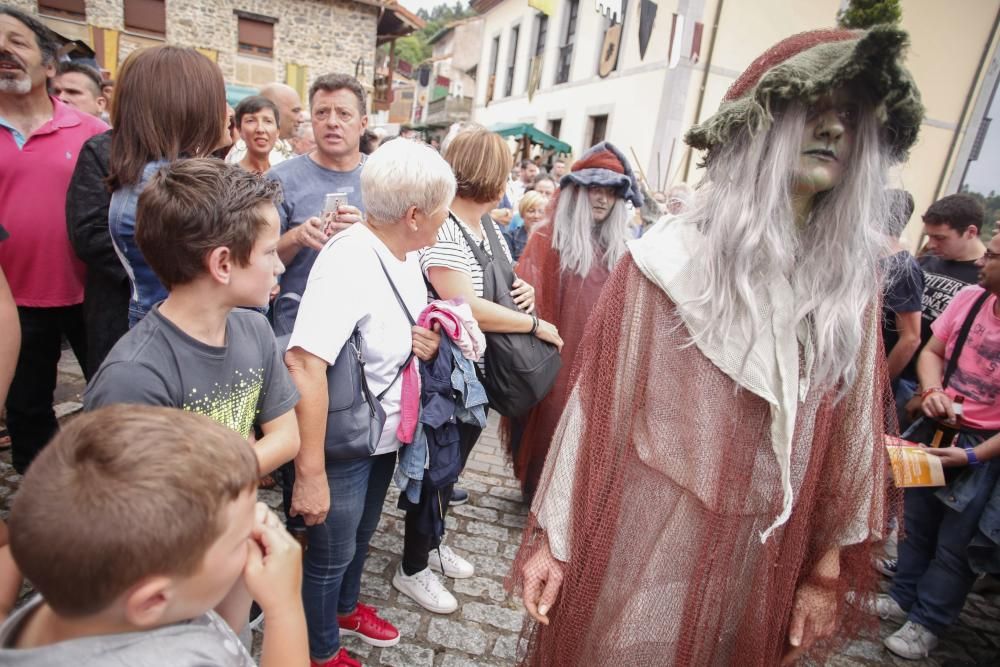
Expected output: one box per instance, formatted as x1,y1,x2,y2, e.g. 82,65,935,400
362,139,456,225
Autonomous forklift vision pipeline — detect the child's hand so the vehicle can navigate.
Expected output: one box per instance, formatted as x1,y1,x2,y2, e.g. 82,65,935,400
243,503,303,617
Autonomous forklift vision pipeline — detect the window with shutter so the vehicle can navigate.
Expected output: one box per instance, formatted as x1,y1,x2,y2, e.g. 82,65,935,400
37,0,85,20
238,16,275,58
123,0,166,36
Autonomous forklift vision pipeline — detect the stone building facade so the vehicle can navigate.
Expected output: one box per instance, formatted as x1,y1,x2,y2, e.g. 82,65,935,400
12,0,381,102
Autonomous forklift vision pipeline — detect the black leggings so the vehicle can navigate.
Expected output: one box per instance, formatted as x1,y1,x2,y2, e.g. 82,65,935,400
401,421,481,575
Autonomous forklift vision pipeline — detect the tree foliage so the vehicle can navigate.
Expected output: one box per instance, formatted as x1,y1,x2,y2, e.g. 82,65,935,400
836,0,902,29
385,2,476,67
960,186,1000,239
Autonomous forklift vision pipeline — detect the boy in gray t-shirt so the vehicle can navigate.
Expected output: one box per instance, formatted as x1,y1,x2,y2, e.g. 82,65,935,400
0,405,307,666
83,159,300,477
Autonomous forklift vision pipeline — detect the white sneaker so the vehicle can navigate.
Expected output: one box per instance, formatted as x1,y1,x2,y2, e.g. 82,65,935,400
846,592,907,623
428,545,475,579
884,621,939,659
874,594,907,623
392,565,458,614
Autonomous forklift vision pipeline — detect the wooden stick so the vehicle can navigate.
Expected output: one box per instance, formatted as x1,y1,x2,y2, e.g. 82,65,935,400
656,151,662,193
663,140,675,191
668,144,690,187
629,146,651,190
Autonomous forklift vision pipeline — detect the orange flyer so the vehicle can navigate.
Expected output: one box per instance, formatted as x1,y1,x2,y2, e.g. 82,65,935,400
885,438,946,488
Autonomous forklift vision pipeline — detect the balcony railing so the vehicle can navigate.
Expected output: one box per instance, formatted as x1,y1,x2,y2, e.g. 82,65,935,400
427,96,474,123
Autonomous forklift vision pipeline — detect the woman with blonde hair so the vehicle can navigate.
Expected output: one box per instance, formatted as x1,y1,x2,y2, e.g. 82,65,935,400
504,190,549,263
392,126,563,615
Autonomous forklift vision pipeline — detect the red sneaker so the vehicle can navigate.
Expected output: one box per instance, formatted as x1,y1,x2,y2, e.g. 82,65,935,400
338,602,401,647
311,648,362,667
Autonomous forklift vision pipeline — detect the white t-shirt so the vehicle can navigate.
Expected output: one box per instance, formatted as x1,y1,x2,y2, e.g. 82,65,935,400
288,223,426,455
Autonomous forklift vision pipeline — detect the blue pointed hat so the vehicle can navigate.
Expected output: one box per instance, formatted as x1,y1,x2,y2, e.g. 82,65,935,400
559,141,644,208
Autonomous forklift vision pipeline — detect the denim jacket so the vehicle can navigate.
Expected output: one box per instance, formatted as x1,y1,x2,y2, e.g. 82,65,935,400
395,338,487,503
109,160,168,327
905,418,1000,573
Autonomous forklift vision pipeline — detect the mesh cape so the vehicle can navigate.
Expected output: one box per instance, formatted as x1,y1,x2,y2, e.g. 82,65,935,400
501,224,611,497
508,253,897,665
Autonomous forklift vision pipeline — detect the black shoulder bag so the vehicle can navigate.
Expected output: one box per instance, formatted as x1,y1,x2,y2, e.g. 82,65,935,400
456,216,561,418
324,251,415,460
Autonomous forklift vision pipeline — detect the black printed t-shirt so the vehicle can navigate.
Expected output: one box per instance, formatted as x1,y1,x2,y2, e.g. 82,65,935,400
881,251,924,355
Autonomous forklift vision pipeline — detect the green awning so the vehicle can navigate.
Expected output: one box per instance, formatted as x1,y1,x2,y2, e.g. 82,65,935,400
490,122,571,154
226,83,259,107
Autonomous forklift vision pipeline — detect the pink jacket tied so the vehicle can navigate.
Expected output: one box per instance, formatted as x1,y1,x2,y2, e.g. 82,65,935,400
397,299,486,443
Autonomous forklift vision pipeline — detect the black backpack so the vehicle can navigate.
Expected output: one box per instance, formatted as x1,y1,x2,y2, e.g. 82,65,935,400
456,216,561,418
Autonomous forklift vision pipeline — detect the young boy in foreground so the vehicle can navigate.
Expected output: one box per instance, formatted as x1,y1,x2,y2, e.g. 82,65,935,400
84,158,300,475
0,404,308,665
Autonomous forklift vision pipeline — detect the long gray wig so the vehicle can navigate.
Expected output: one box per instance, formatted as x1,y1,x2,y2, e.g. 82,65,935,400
551,184,632,277
681,101,897,392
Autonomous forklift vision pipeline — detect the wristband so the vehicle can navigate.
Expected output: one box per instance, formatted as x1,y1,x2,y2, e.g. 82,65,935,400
529,313,539,335
964,446,981,467
921,387,944,401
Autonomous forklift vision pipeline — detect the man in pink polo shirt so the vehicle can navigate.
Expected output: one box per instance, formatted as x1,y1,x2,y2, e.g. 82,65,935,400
0,5,107,473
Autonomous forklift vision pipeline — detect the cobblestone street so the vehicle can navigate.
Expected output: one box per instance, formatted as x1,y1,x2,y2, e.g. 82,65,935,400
0,350,998,665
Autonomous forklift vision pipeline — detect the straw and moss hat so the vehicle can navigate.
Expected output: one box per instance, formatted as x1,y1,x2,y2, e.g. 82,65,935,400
685,25,924,163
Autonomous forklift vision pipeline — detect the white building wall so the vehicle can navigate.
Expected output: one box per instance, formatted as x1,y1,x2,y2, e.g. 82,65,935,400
474,0,678,169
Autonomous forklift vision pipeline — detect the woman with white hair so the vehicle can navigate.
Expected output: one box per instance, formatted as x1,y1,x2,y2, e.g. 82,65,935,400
284,139,456,667
503,142,643,498
513,26,924,666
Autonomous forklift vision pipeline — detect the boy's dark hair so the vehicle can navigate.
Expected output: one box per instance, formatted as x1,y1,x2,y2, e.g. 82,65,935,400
135,158,282,289
309,72,366,113
55,61,103,95
922,193,985,234
9,405,259,617
0,5,58,63
234,94,280,128
520,158,535,169
886,188,914,238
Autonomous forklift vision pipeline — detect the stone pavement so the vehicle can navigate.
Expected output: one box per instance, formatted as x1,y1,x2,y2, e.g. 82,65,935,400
259,416,534,667
0,349,998,666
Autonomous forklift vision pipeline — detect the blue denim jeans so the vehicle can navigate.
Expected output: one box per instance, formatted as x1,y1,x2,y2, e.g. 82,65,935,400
890,457,1000,635
289,452,396,660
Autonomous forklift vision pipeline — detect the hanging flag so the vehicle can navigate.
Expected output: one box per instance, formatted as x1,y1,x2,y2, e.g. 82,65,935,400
596,0,624,24
417,64,432,87
527,56,543,100
690,21,704,63
395,58,413,77
485,74,496,104
528,0,556,15
598,0,627,78
638,0,657,60
668,13,685,69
